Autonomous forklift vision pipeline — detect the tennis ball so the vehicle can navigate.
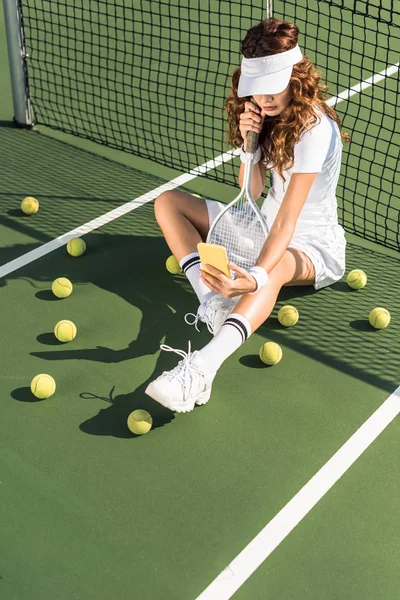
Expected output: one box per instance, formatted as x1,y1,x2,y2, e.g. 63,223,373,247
369,307,390,329
67,237,86,257
54,320,77,342
259,342,282,366
166,255,182,274
277,305,299,327
30,374,56,399
347,269,367,290
21,196,39,215
51,277,73,298
192,193,203,198
127,409,153,435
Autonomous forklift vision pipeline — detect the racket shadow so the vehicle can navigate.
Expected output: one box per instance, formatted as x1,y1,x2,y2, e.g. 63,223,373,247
78,385,175,439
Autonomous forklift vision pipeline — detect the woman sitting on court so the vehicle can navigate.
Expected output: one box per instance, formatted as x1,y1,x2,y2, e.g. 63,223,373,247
145,17,350,412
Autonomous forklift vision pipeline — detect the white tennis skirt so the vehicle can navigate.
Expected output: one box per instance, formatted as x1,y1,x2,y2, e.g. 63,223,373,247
205,199,346,290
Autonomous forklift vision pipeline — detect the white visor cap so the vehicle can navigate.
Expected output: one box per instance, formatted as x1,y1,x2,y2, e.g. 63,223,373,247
238,45,303,97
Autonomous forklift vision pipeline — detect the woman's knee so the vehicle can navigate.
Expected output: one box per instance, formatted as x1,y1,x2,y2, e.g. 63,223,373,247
154,190,176,221
155,191,210,238
270,249,315,286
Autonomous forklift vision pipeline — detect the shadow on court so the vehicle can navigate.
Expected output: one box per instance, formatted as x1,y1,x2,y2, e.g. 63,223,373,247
79,386,175,438
3,230,208,438
0,226,397,435
2,125,398,413
0,124,173,264
11,387,44,403
253,242,400,393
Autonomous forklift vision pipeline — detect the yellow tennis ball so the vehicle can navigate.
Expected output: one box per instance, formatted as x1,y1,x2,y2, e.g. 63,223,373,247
347,269,367,290
30,374,56,399
369,307,390,329
54,320,77,342
67,237,86,257
192,193,203,198
277,305,299,327
259,342,282,366
127,409,153,435
165,255,182,274
21,196,39,215
51,277,73,298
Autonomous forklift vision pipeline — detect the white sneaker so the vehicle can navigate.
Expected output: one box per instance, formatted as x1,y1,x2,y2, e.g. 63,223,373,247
185,294,237,335
145,342,215,413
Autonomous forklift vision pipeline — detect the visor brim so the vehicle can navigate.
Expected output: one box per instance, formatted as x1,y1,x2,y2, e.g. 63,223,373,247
237,65,293,97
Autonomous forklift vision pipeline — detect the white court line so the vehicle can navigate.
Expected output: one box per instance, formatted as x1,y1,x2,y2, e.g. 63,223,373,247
196,387,400,600
0,150,237,279
0,62,398,280
328,63,399,105
194,61,400,600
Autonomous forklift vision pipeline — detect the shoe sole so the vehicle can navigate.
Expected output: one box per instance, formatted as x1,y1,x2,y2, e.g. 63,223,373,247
145,382,211,413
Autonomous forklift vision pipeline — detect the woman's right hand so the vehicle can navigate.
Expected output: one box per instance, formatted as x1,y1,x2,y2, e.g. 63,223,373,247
239,101,265,151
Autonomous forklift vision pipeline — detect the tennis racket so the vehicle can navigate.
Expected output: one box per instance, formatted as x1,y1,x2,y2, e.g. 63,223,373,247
206,127,269,271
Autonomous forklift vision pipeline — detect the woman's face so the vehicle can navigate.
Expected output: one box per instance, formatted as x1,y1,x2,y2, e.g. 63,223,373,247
253,83,292,116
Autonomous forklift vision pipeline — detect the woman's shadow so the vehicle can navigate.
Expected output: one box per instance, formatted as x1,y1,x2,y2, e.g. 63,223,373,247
26,232,214,437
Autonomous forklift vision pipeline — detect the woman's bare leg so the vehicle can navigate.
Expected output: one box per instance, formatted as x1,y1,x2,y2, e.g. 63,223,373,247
191,247,316,377
232,248,315,331
145,246,317,411
154,190,210,261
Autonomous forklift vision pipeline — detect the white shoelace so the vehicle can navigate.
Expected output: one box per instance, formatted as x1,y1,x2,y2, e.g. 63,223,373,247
184,308,204,333
159,342,207,402
185,296,232,334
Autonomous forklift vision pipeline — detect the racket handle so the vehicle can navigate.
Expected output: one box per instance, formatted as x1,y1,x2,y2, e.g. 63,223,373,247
246,130,259,155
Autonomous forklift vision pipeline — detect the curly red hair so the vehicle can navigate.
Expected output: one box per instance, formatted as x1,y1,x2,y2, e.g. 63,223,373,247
225,18,351,182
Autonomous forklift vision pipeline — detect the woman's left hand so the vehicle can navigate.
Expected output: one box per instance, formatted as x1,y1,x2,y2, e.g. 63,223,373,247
200,262,257,298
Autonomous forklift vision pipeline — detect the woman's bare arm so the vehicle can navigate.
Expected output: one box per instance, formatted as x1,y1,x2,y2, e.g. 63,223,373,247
256,172,318,273
238,160,267,201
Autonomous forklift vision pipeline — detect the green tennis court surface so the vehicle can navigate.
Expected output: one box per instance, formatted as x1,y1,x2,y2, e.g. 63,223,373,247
1,2,400,599
1,152,399,598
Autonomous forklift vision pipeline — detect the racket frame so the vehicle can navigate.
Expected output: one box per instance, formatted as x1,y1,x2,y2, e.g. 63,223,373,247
206,130,269,256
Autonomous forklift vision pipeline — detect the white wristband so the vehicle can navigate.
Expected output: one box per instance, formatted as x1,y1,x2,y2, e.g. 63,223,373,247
240,145,262,164
248,266,269,294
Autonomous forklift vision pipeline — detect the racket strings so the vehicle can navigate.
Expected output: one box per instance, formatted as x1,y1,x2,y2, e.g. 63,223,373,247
210,199,267,270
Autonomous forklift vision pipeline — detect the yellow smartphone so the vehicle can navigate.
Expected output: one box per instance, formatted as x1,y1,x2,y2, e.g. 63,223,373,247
197,242,230,277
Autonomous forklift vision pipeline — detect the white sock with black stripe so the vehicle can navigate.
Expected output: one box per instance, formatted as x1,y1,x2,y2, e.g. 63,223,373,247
179,251,215,304
195,313,251,373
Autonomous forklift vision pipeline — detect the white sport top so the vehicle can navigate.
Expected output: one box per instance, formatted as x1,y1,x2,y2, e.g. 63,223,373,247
261,112,343,232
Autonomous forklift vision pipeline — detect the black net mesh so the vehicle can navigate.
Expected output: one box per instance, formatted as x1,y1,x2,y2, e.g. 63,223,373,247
18,0,400,250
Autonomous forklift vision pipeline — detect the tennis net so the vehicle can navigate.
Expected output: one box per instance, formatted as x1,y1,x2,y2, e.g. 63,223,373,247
13,0,400,250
